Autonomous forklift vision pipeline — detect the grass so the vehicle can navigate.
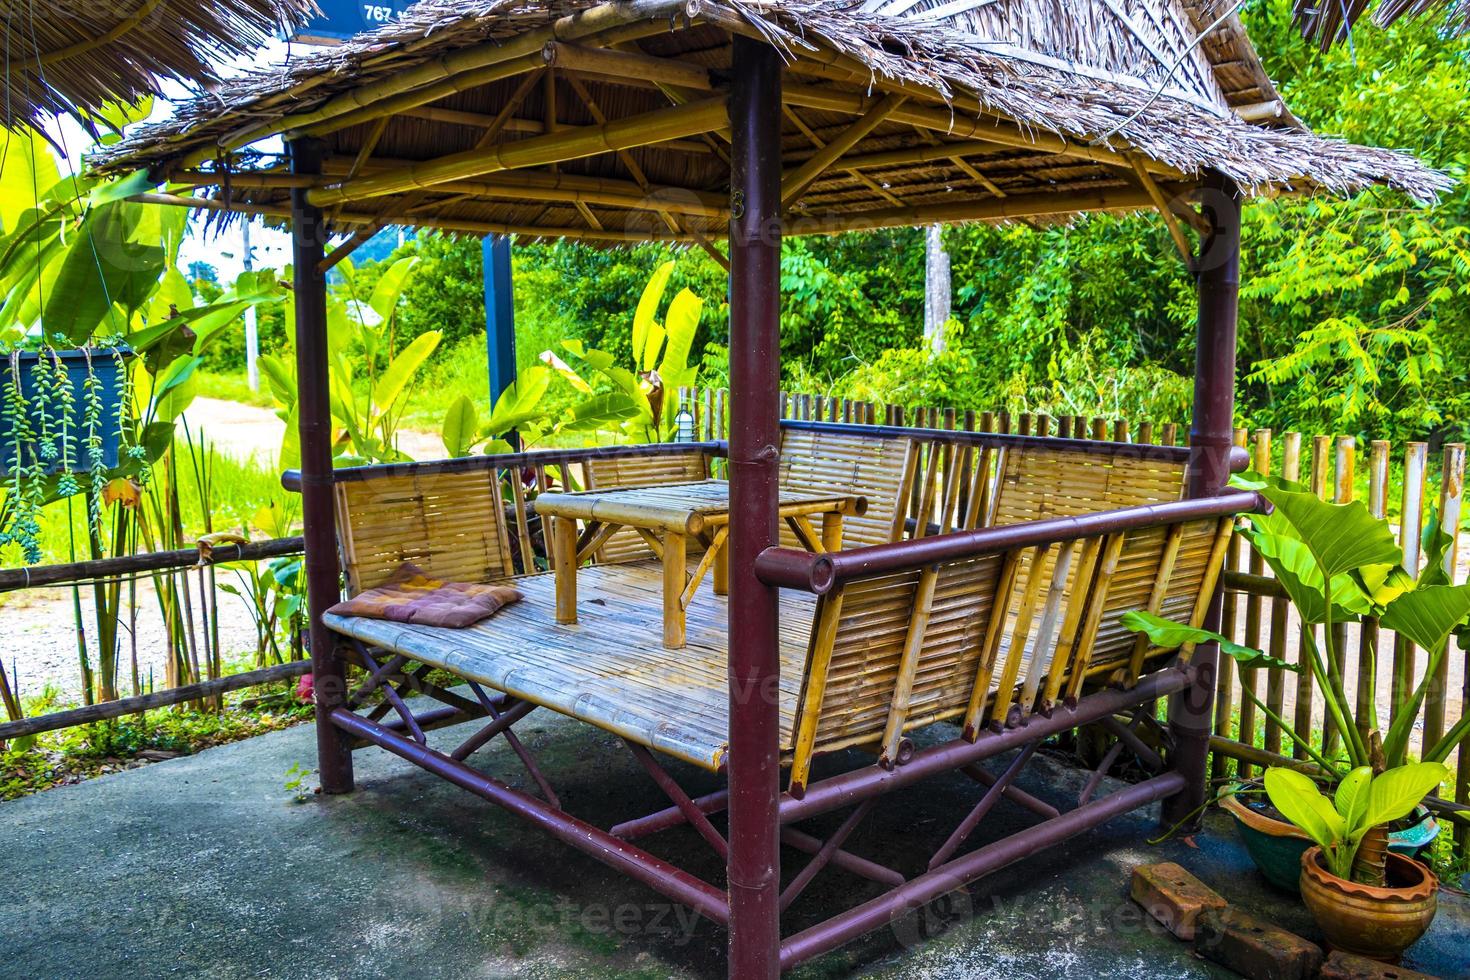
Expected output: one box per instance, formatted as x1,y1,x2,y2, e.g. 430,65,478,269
195,369,276,409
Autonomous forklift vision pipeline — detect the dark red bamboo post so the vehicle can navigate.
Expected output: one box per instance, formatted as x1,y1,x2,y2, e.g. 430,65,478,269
290,137,353,794
726,34,782,980
1163,169,1240,829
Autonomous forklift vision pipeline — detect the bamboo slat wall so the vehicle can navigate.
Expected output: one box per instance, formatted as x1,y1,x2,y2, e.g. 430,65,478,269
696,386,1469,855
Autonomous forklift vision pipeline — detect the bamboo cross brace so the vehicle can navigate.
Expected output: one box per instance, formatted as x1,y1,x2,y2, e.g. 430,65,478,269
1042,537,1104,710
991,544,1055,726
962,548,1023,738
574,520,621,564
780,94,906,208
879,564,940,765
307,96,730,207
1063,533,1128,703
624,739,727,858
928,741,1040,870
789,591,847,796
1125,522,1185,682
1018,540,1078,716
783,106,904,207
680,525,729,610
467,682,561,808
778,800,876,912
1130,155,1195,265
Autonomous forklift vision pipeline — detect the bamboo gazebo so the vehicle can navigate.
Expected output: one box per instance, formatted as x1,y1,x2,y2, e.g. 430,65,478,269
95,1,1446,974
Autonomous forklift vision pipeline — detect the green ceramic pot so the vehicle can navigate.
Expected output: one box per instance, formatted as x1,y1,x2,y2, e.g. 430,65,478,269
1220,788,1439,894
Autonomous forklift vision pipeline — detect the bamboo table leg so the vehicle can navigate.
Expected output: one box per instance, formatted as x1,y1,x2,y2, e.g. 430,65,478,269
713,532,729,596
553,516,578,624
663,530,687,648
820,511,845,553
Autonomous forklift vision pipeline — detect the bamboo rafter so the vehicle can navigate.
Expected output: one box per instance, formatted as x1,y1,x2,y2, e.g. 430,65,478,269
307,97,730,207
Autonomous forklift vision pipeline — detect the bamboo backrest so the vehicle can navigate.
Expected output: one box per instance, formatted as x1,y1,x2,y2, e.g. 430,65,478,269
990,445,1187,526
334,466,516,596
778,429,916,549
583,450,710,563
783,511,1235,794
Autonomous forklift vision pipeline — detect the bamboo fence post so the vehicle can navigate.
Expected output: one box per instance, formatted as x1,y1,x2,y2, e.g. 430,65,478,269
1425,444,1466,751
1294,435,1331,758
1138,420,1154,445
1057,416,1072,439
1162,422,1179,446
1318,436,1355,758
1113,419,1129,443
1356,440,1390,751
1090,417,1108,441
1393,443,1429,723
1236,428,1270,777
1212,426,1250,783
1035,413,1050,438
1265,432,1301,756
1018,413,1033,436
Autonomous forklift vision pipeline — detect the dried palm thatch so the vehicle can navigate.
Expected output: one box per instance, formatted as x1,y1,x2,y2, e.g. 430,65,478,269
1294,0,1470,51
91,0,1451,245
0,0,315,130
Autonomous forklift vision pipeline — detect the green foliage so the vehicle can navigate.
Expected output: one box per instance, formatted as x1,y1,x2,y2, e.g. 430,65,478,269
1264,763,1448,881
1126,475,1470,775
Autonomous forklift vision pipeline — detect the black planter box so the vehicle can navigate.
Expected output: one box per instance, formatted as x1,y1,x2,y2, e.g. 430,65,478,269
0,348,130,477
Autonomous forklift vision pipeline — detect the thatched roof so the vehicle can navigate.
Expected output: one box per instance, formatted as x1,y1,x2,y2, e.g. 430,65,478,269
92,0,1451,246
1,0,315,131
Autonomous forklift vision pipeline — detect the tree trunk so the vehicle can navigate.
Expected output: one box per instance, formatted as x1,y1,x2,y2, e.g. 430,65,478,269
923,223,950,355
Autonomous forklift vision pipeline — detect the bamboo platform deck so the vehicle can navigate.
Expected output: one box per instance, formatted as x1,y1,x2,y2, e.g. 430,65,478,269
326,562,819,770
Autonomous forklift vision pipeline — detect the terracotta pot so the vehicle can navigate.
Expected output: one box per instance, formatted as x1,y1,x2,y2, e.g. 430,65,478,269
1299,845,1438,962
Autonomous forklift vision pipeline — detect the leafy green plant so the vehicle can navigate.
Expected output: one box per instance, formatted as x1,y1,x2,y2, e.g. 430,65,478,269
1264,763,1448,881
260,255,437,464
1123,475,1470,778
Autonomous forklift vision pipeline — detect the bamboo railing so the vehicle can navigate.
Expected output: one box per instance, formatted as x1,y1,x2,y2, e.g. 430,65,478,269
687,386,1470,856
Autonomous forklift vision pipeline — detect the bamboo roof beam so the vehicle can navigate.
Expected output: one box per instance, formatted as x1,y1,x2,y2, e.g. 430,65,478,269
542,41,715,92
909,126,1008,197
306,97,730,207
780,94,906,208
791,183,1183,235
175,164,730,219
181,4,684,165
783,107,903,207
475,70,547,151
1129,155,1195,264
782,82,1182,177
130,192,695,243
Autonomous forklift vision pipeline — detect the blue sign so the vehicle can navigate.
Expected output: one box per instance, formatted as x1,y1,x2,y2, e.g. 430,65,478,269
293,0,412,43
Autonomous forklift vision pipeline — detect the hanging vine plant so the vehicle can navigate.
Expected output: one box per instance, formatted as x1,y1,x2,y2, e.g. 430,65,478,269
0,342,133,561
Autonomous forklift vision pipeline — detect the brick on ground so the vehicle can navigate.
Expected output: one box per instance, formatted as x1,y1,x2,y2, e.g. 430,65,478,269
1320,950,1441,980
1194,907,1324,980
1130,861,1228,941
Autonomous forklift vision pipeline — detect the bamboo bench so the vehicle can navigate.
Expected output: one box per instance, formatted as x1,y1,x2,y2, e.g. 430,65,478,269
318,432,1249,788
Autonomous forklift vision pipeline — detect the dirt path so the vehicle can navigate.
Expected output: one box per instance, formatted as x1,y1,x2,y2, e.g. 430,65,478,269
182,396,446,464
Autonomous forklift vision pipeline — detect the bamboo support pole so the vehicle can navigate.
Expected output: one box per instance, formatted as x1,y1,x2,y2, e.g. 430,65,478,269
1264,432,1301,755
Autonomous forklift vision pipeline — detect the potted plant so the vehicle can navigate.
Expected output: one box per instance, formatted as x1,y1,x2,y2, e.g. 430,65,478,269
1264,762,1446,961
1124,475,1470,889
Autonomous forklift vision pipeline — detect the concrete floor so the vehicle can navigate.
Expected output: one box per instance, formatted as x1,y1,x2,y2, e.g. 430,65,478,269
2,708,1466,979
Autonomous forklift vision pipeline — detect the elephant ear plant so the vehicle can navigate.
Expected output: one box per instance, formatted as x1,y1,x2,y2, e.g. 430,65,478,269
1123,474,1470,882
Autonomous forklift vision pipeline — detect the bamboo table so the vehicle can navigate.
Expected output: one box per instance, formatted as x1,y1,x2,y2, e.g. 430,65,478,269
533,480,865,648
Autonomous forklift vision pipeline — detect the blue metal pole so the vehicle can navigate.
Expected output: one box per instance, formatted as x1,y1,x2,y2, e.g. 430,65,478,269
483,234,516,403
